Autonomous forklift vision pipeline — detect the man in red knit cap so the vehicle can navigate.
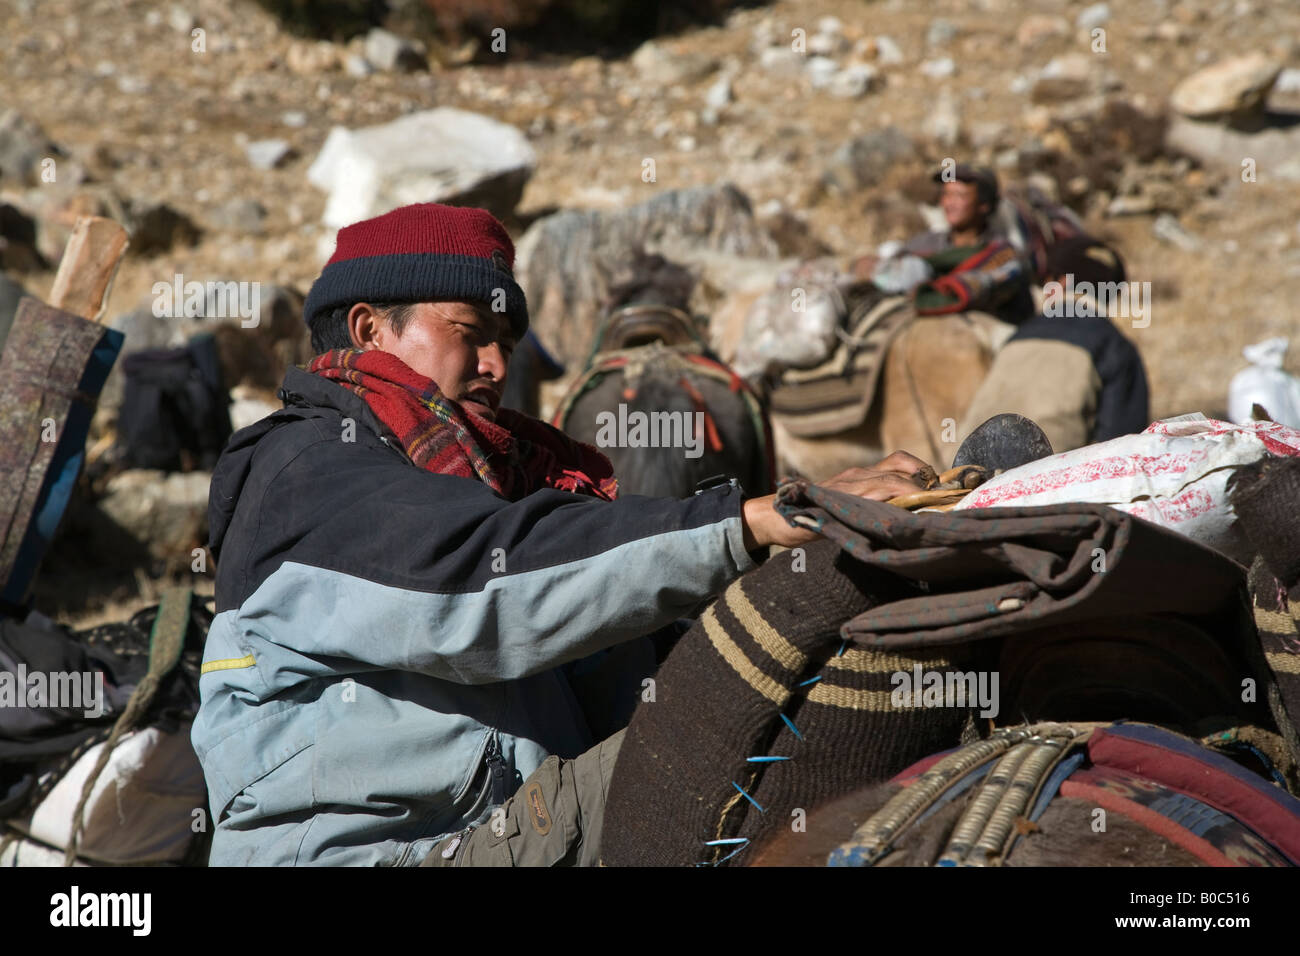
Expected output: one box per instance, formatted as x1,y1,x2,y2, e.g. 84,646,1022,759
192,202,927,866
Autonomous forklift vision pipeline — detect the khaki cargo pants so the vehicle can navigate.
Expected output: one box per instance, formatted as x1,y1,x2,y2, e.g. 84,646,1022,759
420,729,624,867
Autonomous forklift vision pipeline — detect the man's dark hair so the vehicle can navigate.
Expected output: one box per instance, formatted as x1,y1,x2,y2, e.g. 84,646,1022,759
309,302,418,353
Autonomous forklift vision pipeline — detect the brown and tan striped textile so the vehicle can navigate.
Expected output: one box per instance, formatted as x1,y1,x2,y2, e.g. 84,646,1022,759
601,538,988,867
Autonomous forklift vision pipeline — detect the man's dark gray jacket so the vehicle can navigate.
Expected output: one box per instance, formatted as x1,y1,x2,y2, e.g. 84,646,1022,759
191,365,756,865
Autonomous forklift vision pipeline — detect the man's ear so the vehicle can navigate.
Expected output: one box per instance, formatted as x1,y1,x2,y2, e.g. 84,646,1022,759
348,303,386,350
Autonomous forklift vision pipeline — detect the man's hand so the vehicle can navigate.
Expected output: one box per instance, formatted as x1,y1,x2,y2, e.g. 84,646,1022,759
741,451,932,551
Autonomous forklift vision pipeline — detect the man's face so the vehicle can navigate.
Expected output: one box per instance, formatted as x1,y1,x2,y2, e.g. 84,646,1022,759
940,180,988,233
351,300,516,421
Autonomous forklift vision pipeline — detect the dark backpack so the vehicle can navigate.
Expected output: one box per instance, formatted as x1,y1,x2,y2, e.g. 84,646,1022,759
117,332,232,471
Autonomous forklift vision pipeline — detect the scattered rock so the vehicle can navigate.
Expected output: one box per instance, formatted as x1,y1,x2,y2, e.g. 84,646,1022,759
809,18,847,56
1275,67,1300,93
307,108,536,228
286,39,340,75
125,200,202,255
0,109,68,187
167,4,196,33
754,200,832,259
926,19,959,48
816,16,843,37
827,63,881,99
1170,52,1282,123
1031,53,1094,102
99,470,211,562
1167,112,1300,177
758,45,804,76
631,40,718,86
924,93,962,146
822,125,915,194
245,138,293,170
808,32,847,57
806,56,838,89
1017,15,1068,47
1152,212,1201,251
281,110,308,128
364,27,426,72
208,197,267,234
919,57,955,79
1075,3,1111,31
704,73,732,110
875,35,905,65
1107,194,1156,216
343,53,373,77
514,183,780,366
970,120,1008,149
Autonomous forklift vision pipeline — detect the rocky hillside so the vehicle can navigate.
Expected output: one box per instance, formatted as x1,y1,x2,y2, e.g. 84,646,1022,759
3,0,1299,621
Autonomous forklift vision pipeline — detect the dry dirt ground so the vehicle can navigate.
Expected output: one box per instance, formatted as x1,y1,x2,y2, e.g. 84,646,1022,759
2,0,1299,624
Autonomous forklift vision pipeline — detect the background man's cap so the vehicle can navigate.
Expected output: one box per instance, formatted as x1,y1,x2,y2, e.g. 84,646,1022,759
303,202,529,338
932,163,999,206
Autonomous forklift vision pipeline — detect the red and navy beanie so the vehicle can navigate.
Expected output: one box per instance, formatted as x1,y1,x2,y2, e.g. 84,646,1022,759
303,202,529,338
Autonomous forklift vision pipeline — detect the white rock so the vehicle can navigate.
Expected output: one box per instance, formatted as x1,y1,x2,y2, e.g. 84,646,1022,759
306,108,536,228
816,16,843,36
364,27,425,72
1276,68,1300,93
806,55,839,88
927,19,959,47
1170,52,1282,119
705,74,733,109
808,32,845,56
919,57,955,79
344,53,373,77
924,93,961,145
876,35,905,65
1075,2,1111,31
282,110,308,128
1152,213,1201,251
759,46,804,76
168,5,195,33
828,63,880,98
245,139,292,170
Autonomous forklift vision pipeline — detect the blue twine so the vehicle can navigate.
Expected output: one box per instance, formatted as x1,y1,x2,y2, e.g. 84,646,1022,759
732,781,765,813
780,713,803,741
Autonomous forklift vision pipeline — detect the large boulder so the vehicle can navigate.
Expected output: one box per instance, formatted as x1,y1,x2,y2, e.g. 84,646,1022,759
306,108,536,228
515,183,780,367
821,126,916,195
1170,52,1282,124
98,469,211,564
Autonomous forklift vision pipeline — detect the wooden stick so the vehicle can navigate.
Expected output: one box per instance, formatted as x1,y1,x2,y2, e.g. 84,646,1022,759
47,216,129,322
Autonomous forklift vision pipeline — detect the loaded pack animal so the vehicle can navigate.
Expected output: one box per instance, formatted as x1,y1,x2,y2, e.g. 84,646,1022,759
751,185,1091,478
597,455,1300,867
553,253,775,500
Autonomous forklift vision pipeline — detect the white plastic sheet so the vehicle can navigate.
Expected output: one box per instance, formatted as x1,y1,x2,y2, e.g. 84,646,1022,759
953,414,1300,564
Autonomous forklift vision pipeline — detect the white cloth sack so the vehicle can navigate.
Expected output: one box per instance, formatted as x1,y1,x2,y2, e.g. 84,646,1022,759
4,723,207,865
1227,337,1300,428
953,414,1300,564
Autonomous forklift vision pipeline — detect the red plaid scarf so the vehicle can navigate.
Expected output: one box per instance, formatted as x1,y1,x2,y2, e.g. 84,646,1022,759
308,348,617,502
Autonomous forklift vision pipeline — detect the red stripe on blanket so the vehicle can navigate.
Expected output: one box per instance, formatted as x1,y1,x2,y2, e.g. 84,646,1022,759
1058,780,1234,866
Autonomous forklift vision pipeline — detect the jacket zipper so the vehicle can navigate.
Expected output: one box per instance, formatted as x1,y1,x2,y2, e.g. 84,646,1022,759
484,730,511,805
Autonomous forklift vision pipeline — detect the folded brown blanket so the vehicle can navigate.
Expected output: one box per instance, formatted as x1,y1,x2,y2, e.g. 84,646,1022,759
773,480,1250,650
